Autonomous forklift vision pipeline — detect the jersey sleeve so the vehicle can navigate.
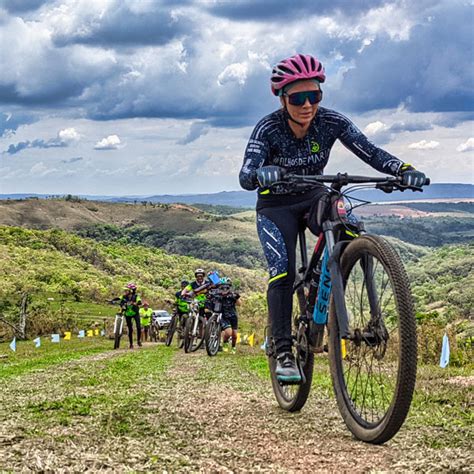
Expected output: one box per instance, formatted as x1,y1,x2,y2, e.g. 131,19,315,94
337,113,404,176
239,119,271,190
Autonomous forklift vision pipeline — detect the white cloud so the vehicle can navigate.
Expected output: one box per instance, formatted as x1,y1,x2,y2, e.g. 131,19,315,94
58,127,81,143
456,137,474,153
364,120,388,136
217,62,248,86
30,161,57,177
408,140,440,150
94,134,122,150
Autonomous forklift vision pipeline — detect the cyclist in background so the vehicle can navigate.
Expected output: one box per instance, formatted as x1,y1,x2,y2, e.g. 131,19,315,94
182,269,209,317
219,278,240,354
239,53,427,383
139,301,153,343
174,279,190,332
120,283,142,349
175,279,190,316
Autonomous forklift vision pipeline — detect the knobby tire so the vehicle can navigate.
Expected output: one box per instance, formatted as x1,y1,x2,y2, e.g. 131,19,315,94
328,234,417,444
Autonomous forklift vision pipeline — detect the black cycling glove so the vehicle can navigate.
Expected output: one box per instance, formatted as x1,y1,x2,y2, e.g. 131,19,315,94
400,163,426,188
256,165,284,187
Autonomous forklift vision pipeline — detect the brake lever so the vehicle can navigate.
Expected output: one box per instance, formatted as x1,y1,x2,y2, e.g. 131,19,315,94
376,183,395,194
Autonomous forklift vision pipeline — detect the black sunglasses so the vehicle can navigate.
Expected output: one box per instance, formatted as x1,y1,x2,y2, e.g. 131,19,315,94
285,90,323,106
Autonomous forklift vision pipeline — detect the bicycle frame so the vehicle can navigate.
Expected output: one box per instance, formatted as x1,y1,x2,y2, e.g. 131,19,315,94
296,189,359,340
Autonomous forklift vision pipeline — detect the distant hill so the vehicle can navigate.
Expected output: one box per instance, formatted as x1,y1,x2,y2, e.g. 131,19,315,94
0,199,264,269
1,183,472,207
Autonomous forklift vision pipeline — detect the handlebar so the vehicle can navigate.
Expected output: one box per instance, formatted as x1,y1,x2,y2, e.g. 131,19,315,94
272,172,430,192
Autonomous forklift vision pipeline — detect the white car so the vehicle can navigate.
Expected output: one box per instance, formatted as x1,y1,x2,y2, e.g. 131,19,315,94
152,310,172,329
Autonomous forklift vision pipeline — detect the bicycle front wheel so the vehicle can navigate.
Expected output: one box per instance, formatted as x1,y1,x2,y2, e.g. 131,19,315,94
165,314,177,346
328,234,417,444
113,316,123,349
189,316,205,352
205,314,221,356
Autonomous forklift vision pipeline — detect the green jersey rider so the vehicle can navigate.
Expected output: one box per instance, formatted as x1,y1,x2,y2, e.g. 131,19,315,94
139,301,153,343
120,282,142,349
175,279,190,315
181,269,210,317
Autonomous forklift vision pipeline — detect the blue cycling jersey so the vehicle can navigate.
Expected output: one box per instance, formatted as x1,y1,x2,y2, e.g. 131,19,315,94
239,107,404,195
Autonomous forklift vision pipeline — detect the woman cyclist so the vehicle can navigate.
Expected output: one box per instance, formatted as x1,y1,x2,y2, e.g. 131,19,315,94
120,283,142,349
239,53,427,383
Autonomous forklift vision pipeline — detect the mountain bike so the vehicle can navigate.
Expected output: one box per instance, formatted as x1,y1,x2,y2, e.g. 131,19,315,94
265,172,430,444
204,289,224,356
182,271,221,353
165,310,186,348
183,300,206,353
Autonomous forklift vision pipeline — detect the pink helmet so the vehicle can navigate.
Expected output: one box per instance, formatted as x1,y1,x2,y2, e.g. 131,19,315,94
271,54,326,96
125,283,137,291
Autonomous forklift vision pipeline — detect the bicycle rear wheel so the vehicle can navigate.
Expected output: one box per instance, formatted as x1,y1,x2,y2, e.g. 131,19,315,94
268,284,314,412
328,234,417,444
205,314,221,356
183,315,194,353
176,315,185,349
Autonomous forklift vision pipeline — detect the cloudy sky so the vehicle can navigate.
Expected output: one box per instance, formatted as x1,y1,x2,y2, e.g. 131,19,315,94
0,0,472,195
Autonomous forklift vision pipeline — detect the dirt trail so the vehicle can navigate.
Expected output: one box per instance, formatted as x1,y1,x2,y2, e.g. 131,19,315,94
0,346,471,472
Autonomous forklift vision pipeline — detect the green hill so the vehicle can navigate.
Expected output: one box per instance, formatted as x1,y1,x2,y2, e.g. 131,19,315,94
0,226,266,339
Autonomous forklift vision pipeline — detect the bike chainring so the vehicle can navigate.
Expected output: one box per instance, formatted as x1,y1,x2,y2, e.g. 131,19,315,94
296,324,310,367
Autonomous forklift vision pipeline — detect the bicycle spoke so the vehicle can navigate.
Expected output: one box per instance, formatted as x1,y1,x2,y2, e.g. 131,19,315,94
342,252,402,425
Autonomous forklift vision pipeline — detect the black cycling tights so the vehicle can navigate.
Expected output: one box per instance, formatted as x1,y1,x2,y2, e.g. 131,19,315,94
126,315,141,346
257,192,324,354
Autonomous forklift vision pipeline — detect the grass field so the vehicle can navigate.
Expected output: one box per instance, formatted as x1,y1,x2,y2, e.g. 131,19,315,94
0,339,472,471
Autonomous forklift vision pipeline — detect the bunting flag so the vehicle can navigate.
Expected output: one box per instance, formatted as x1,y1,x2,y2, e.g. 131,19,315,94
34,337,41,348
94,329,100,336
100,329,106,336
9,337,16,352
236,333,241,344
248,333,255,347
51,334,60,343
78,330,85,338
260,341,267,351
64,331,71,341
86,330,94,337
341,339,347,359
440,333,450,368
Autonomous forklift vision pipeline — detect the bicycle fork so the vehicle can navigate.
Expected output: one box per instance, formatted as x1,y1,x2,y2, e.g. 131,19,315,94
313,225,351,339
192,312,200,337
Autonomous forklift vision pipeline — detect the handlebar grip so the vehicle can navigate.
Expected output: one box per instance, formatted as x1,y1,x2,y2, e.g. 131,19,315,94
425,178,431,186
